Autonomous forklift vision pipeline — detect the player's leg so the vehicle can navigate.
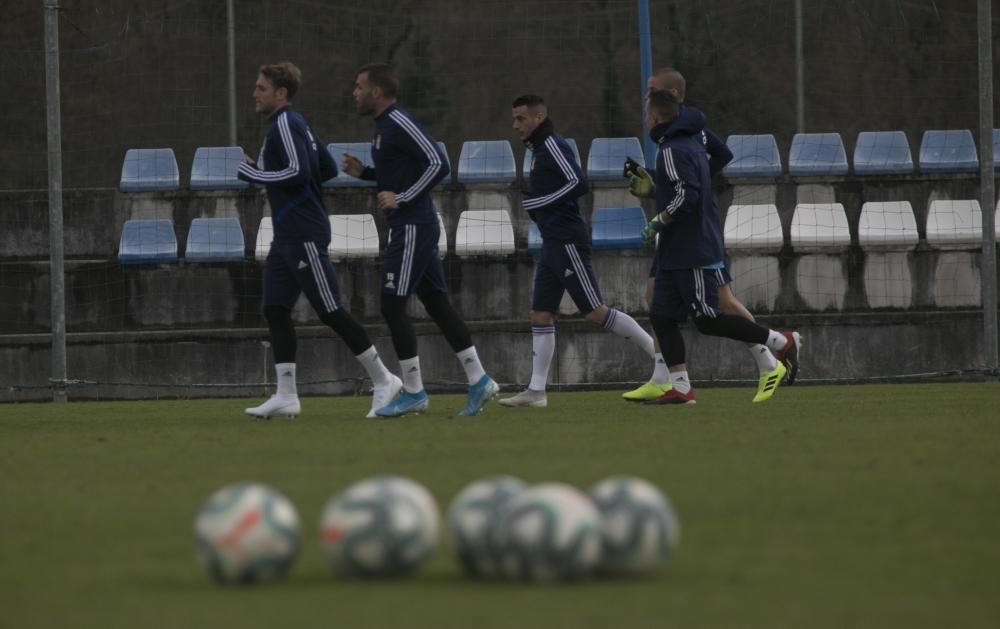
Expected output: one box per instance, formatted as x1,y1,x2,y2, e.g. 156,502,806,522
623,267,671,401
246,244,302,419
297,241,400,418
645,269,695,405
686,269,797,402
498,246,568,408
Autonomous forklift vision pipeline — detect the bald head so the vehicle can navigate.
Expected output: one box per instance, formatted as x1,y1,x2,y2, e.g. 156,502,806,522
647,67,686,102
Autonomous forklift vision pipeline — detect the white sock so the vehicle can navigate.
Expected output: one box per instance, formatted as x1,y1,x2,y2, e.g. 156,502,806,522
356,346,391,386
529,324,555,392
602,308,655,358
456,346,486,385
399,356,423,393
650,353,670,385
669,370,691,394
765,330,789,353
747,343,777,373
275,362,297,396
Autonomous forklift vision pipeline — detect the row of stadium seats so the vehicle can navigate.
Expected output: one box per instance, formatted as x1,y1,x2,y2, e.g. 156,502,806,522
119,199,1000,265
118,129,1000,192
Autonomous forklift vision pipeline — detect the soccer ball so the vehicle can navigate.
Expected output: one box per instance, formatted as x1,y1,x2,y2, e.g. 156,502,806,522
587,476,680,575
494,482,603,582
319,475,440,577
446,475,527,577
194,482,301,585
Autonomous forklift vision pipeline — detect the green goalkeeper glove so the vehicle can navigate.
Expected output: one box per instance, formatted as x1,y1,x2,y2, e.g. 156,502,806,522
641,216,666,246
628,166,655,198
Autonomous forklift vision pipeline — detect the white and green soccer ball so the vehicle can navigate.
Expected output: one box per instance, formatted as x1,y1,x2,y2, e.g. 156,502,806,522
446,475,527,577
194,482,301,585
319,475,440,578
494,482,603,582
587,475,680,575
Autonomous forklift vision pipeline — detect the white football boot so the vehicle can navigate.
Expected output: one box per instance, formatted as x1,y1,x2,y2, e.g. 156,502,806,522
245,394,301,419
367,374,403,418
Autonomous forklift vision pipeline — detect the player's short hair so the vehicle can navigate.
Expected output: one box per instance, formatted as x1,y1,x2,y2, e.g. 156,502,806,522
258,62,302,100
511,94,545,109
652,66,686,100
358,63,399,98
646,89,680,121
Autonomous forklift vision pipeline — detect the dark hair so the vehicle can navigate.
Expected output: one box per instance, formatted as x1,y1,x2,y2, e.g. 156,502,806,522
258,62,302,100
646,89,679,120
511,94,545,109
358,63,399,98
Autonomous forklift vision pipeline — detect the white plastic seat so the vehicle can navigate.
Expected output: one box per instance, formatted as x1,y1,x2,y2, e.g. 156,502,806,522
723,204,783,252
925,200,983,249
454,209,515,257
255,217,272,262
858,202,918,251
790,203,850,252
329,214,380,260
790,203,849,311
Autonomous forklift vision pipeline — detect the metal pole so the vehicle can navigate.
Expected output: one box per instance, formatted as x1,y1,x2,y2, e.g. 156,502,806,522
227,0,237,146
637,0,656,167
43,0,67,403
978,0,998,373
795,0,804,133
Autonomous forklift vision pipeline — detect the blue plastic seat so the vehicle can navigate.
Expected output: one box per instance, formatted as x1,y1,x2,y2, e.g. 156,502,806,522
325,142,376,187
992,129,999,172
457,141,516,183
190,147,249,191
722,134,782,178
789,133,848,176
185,218,245,262
523,139,581,178
591,207,646,250
527,221,542,255
919,130,978,173
437,141,453,185
120,148,180,192
586,138,644,181
853,131,913,175
118,219,178,264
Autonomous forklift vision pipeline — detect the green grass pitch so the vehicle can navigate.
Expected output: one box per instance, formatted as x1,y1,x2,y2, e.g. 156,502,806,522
2,383,999,629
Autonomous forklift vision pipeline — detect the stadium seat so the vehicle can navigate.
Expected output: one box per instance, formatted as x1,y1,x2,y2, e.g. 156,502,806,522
190,147,249,191
853,131,914,175
919,130,978,173
993,129,1000,171
790,203,850,250
788,133,849,176
454,209,516,256
858,202,919,250
527,221,542,254
329,214,380,259
325,142,376,187
118,219,178,264
457,141,516,184
255,217,272,262
119,148,180,192
185,217,245,262
722,134,782,178
925,199,983,248
723,204,783,252
586,137,644,181
437,212,448,257
591,206,646,250
523,138,581,178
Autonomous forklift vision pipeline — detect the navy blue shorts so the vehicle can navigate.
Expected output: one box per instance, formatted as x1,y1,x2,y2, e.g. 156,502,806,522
264,240,343,314
532,242,604,314
382,223,448,297
650,256,733,286
651,267,723,321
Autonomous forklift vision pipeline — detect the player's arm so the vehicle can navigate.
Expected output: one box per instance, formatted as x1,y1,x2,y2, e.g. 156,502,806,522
522,137,587,212
655,146,701,222
390,114,448,205
315,133,339,184
705,128,733,176
238,115,311,187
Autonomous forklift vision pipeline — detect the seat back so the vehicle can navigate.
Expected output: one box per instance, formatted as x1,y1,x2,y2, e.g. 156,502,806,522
190,147,249,190
586,137,644,182
185,217,245,261
722,134,782,177
120,148,180,192
853,131,913,175
457,141,516,184
118,219,178,263
919,130,978,173
591,206,646,250
789,133,848,176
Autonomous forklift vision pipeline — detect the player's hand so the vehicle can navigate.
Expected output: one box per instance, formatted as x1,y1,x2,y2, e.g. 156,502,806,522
628,166,655,198
341,153,364,178
377,191,399,210
641,217,665,245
